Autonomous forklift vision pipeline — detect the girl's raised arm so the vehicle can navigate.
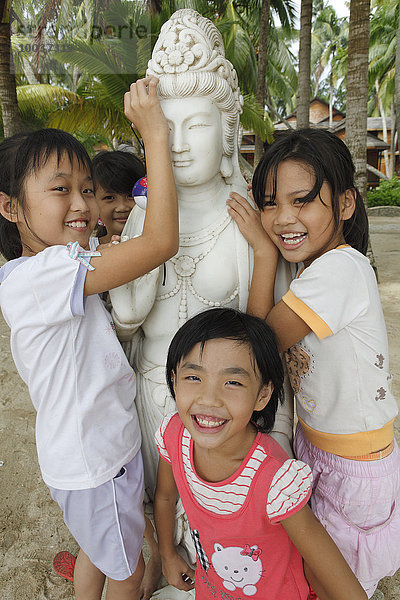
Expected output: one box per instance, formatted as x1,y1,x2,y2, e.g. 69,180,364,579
84,77,179,296
154,459,195,592
227,192,310,351
227,191,277,319
281,504,367,600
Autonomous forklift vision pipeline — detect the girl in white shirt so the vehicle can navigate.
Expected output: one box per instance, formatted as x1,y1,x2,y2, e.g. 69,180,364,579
0,76,178,600
227,128,400,598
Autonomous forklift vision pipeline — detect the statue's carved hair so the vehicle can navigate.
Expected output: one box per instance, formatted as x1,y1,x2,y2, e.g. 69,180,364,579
147,9,243,158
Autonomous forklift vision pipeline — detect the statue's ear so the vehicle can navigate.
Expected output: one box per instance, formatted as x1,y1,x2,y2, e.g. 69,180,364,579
220,155,233,178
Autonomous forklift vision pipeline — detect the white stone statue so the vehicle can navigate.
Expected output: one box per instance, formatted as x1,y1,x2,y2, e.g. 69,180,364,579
110,9,294,596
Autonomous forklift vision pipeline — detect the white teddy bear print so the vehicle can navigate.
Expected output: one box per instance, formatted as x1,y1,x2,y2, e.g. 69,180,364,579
211,542,263,596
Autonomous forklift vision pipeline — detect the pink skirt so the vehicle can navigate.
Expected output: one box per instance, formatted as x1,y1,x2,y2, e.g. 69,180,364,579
294,423,400,598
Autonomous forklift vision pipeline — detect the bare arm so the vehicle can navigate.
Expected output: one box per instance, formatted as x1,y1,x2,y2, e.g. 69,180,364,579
227,192,310,351
227,192,277,319
282,504,367,600
84,77,179,296
154,459,195,591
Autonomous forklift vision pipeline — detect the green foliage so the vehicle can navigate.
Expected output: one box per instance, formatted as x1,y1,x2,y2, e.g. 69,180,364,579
74,132,110,156
367,177,400,207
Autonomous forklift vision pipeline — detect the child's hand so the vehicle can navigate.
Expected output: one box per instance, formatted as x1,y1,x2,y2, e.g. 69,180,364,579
227,192,277,257
161,551,195,591
247,182,254,203
100,235,121,249
124,76,169,141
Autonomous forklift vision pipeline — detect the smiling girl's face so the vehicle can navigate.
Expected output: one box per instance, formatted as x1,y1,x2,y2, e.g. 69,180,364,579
260,159,347,267
173,338,272,457
16,151,98,255
95,185,135,240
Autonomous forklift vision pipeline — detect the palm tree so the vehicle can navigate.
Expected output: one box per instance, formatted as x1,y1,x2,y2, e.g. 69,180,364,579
296,0,312,128
311,1,348,126
369,0,397,177
13,0,296,147
345,0,370,198
395,1,400,156
345,0,375,270
0,0,24,136
254,0,271,166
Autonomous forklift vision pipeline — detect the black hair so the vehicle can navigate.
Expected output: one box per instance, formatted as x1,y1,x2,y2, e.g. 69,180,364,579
253,128,369,255
92,150,145,238
92,150,145,195
0,133,29,260
0,128,92,260
166,308,284,434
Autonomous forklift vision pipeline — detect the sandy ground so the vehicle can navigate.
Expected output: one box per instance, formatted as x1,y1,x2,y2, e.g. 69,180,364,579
0,215,399,600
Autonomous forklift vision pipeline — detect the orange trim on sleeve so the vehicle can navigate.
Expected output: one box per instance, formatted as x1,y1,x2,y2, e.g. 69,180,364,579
282,290,333,340
298,417,395,457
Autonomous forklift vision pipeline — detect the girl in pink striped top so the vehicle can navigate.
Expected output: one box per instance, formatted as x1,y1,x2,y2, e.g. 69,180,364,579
154,308,366,599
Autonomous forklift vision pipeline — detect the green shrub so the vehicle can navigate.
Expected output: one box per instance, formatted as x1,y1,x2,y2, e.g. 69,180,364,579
367,177,400,207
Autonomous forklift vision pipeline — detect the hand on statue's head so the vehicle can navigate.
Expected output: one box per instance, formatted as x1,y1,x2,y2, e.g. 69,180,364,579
124,76,169,141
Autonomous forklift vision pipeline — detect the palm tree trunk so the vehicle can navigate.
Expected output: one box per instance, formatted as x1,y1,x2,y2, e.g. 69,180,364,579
376,78,391,178
296,0,313,129
254,0,271,168
346,0,370,201
390,101,396,175
0,2,24,136
395,4,400,158
345,0,376,273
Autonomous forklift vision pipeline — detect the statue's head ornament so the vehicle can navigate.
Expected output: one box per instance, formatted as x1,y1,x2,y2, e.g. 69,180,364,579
147,9,244,167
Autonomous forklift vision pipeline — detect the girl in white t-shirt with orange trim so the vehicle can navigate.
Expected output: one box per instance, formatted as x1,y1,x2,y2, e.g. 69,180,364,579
227,128,400,598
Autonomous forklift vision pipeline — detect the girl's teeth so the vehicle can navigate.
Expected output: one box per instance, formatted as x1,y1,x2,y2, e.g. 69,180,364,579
196,416,226,428
66,221,87,228
281,233,306,245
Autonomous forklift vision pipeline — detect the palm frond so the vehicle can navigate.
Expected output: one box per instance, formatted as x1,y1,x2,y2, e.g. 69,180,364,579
17,83,81,120
241,93,274,141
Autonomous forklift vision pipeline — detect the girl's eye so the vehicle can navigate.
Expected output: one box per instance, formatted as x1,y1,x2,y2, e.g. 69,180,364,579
294,197,309,205
226,380,242,386
84,188,94,195
262,199,275,208
102,195,114,201
186,375,201,381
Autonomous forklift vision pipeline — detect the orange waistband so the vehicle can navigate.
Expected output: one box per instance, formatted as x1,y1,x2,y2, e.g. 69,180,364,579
339,441,394,461
298,417,395,457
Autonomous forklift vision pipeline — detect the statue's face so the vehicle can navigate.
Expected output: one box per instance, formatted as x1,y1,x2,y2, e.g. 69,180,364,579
160,96,224,187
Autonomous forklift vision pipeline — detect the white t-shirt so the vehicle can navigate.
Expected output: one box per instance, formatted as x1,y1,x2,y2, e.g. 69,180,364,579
0,245,141,490
282,246,397,453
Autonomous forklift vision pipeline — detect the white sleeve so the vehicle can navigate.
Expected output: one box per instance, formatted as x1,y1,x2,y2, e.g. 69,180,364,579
154,412,177,464
282,251,369,339
266,459,312,523
28,245,91,325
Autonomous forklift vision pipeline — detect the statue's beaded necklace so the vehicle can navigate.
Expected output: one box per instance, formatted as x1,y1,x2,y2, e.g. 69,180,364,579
156,211,239,326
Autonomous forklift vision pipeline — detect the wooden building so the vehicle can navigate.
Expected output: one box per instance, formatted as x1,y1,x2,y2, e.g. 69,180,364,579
241,98,395,187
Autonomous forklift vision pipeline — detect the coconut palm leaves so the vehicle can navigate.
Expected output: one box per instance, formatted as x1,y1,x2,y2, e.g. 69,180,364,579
10,0,297,144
